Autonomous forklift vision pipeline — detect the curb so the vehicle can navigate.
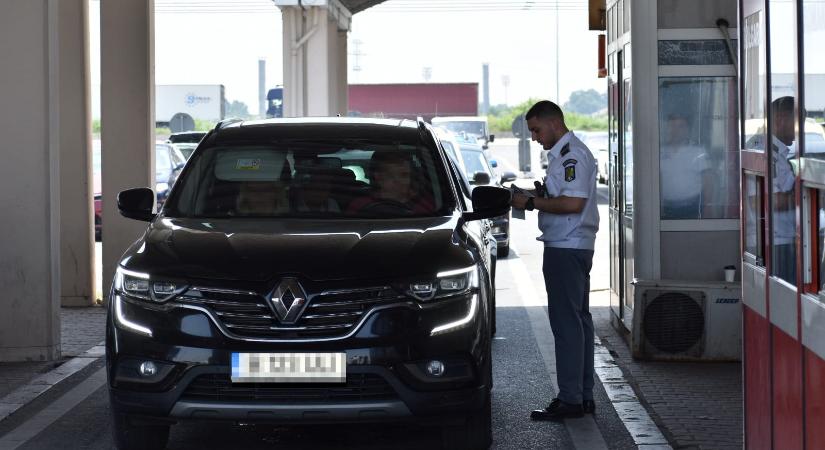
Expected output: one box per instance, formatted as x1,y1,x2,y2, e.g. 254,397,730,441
0,341,105,423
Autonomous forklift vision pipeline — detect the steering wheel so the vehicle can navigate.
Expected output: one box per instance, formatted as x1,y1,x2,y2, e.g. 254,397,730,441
361,199,413,215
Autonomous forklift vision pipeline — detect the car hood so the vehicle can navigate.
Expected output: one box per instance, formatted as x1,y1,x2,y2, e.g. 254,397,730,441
121,214,474,283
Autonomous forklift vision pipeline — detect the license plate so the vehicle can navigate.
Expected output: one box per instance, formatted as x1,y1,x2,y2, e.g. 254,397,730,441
231,352,346,383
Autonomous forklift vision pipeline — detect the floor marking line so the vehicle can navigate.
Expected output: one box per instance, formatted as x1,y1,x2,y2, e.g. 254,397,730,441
505,249,609,450
0,341,105,424
506,245,672,449
0,367,107,449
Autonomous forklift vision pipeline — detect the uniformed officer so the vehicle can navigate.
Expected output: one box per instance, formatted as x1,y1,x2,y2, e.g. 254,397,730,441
770,96,797,283
510,100,599,420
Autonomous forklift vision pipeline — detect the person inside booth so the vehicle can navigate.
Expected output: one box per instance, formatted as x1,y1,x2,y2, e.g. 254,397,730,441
660,113,714,219
770,96,798,282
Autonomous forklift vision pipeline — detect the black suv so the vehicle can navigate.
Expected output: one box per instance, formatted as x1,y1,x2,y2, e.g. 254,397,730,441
106,118,510,450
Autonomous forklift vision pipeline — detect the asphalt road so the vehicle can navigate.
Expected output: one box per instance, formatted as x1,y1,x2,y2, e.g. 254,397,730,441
1,139,636,450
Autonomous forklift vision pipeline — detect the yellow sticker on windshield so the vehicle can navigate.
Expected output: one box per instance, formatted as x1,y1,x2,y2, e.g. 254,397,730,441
235,158,261,170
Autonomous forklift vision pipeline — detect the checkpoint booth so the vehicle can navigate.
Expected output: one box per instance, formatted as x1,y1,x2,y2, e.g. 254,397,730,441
603,0,743,361
739,0,825,448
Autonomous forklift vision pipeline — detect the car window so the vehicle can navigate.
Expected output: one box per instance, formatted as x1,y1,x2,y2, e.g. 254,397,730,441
442,141,458,163
170,147,186,166
445,154,470,209
167,141,455,219
460,149,491,177
155,145,172,172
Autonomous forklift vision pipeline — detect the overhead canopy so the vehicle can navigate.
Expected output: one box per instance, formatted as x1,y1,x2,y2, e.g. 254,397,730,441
339,0,386,13
273,0,387,14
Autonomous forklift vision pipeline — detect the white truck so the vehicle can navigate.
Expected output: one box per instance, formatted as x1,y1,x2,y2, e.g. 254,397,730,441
155,84,225,131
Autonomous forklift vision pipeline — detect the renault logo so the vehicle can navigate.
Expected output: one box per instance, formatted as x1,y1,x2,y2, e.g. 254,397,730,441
270,278,309,324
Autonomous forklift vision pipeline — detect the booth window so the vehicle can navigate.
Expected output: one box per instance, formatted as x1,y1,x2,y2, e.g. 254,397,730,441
659,77,739,220
744,173,765,265
769,0,798,284
802,188,824,293
803,0,825,159
624,78,633,217
819,190,825,293
742,10,766,152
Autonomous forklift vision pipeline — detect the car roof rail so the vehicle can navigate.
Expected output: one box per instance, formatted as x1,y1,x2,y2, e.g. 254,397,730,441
416,116,438,147
214,118,243,130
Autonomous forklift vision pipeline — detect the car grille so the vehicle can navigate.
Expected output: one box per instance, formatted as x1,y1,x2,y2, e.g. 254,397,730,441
175,286,406,340
181,373,397,403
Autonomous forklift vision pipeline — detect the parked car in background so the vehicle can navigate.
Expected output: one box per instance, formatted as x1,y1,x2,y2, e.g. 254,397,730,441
540,131,607,184
170,142,198,159
456,141,515,257
93,142,186,241
580,132,609,184
107,118,508,450
431,116,495,149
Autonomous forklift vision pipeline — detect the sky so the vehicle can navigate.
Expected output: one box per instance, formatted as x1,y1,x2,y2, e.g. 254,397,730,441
89,0,606,118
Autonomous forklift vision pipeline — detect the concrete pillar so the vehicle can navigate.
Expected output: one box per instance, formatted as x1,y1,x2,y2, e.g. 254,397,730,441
0,0,61,361
278,2,351,117
100,0,155,298
60,0,95,307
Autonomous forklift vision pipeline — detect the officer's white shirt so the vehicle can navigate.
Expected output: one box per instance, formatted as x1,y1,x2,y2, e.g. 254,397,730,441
537,131,600,250
772,136,796,245
660,142,709,203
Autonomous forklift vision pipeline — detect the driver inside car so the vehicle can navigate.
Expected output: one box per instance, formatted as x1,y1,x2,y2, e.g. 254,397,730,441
346,151,434,215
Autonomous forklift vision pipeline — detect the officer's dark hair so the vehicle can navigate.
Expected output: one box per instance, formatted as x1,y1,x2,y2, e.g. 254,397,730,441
771,96,796,118
525,100,564,122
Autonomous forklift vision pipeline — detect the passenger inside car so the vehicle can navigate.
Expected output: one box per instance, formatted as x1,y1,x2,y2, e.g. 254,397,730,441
236,180,288,215
291,167,342,213
346,151,435,215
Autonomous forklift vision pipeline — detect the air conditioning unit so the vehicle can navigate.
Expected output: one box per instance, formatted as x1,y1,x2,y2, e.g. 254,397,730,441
631,280,741,361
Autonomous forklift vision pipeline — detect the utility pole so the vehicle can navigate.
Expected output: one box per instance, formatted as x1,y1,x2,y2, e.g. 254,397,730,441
555,1,560,103
502,75,510,105
482,63,490,115
350,38,363,82
258,59,266,118
423,67,432,83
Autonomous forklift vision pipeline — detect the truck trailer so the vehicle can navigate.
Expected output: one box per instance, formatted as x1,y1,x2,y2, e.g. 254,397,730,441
348,82,478,122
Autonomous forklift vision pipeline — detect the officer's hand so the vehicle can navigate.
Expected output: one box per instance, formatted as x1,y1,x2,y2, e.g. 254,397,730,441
511,193,529,209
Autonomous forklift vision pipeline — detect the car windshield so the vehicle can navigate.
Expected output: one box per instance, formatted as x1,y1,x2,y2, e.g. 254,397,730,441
435,121,485,137
460,149,491,178
165,141,454,219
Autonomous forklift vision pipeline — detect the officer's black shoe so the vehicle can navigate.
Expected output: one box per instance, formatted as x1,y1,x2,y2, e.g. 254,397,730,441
583,400,596,414
530,398,584,421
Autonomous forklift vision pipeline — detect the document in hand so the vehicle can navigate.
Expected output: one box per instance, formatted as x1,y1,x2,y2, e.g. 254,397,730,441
510,185,534,220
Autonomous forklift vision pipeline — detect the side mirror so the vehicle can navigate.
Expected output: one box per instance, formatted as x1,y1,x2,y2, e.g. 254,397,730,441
489,159,498,168
500,171,517,183
118,187,156,222
462,185,511,221
471,171,491,185
488,134,495,143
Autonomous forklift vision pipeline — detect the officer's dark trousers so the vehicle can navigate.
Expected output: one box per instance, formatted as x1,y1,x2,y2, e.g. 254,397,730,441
542,246,595,405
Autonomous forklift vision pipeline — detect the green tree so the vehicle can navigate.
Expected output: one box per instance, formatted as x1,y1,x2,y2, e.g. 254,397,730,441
225,100,251,119
486,97,607,134
563,89,607,115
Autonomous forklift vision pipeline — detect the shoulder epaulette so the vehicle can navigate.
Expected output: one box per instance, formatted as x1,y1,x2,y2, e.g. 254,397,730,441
560,144,570,156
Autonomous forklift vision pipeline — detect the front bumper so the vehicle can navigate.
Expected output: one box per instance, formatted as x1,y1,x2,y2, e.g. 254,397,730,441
106,292,488,424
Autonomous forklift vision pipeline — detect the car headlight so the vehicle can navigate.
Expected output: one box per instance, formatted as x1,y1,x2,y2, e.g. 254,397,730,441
115,267,186,302
408,265,478,301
